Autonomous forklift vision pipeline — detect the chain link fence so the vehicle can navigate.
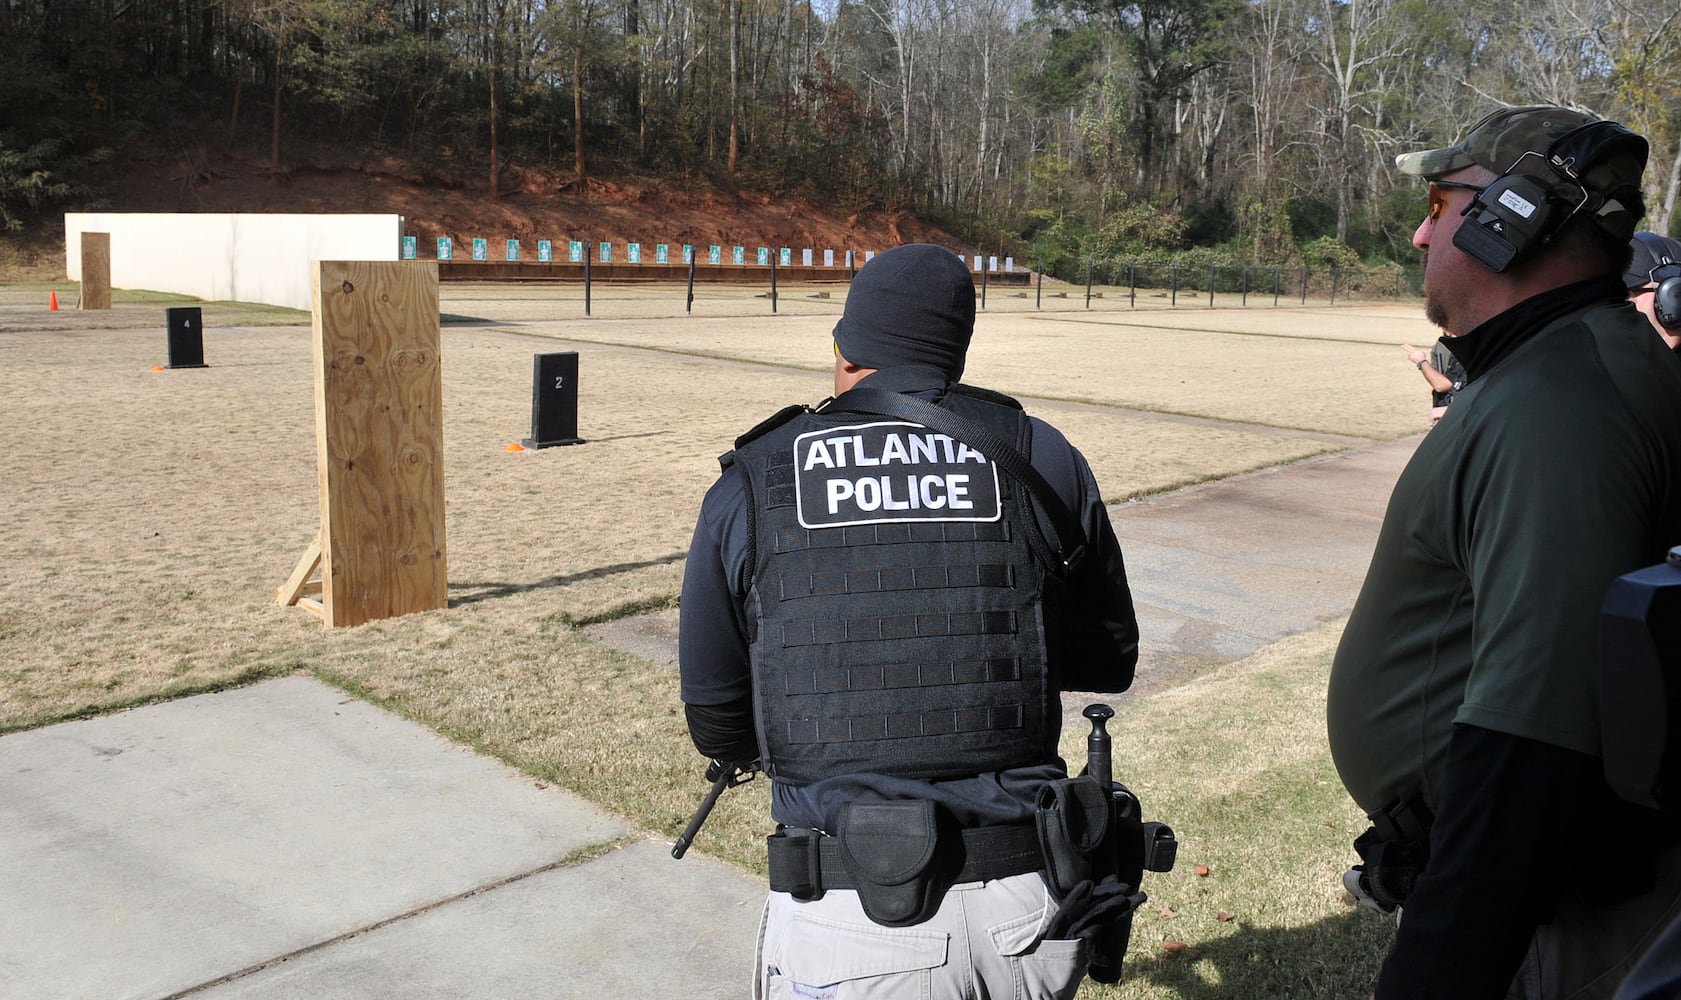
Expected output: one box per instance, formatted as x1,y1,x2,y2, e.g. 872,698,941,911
1058,260,1424,307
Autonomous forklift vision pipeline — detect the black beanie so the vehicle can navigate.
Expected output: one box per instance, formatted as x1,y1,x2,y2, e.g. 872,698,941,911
833,244,975,382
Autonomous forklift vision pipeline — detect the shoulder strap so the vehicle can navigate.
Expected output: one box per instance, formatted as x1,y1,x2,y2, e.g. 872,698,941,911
829,387,1087,573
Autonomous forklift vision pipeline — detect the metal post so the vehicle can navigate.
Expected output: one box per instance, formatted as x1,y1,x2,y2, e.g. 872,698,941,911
686,257,695,314
1129,263,1136,308
1208,265,1216,308
770,255,778,314
584,251,592,317
980,264,988,311
1273,267,1281,308
1085,259,1093,309
1242,266,1250,307
1171,265,1179,306
1036,261,1043,310
1330,267,1340,306
1300,266,1308,305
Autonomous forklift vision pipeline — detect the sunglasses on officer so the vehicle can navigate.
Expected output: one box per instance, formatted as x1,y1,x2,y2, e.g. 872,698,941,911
1427,180,1489,223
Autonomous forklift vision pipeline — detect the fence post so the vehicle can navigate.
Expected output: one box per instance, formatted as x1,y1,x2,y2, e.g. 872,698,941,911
1085,258,1093,309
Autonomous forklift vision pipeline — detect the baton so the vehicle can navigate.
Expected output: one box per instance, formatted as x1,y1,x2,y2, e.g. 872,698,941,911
1084,703,1114,791
672,760,755,859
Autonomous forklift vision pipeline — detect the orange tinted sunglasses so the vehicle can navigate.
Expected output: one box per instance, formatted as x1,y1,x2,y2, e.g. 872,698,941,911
1427,180,1488,222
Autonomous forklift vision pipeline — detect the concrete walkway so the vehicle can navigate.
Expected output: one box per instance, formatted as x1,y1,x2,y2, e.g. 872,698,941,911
0,436,1418,1000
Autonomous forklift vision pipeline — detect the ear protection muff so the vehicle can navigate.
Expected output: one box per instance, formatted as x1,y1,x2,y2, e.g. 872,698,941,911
1657,272,1681,332
1633,232,1681,331
1452,120,1646,274
1452,173,1562,272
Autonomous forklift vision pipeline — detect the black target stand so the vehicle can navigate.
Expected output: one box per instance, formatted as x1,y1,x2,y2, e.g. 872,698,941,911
521,351,584,448
165,307,209,369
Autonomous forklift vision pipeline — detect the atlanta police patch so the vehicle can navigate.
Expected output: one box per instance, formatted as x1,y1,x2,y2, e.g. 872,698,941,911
793,421,1003,529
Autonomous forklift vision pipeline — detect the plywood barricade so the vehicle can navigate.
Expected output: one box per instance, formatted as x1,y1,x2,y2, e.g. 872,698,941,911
277,260,448,627
79,232,111,309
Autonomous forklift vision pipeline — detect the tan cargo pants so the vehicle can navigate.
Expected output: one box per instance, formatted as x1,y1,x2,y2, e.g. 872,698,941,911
752,871,1086,1000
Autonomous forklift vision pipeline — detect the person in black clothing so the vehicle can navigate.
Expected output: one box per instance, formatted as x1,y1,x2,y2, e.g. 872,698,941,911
678,243,1141,998
1626,231,1681,352
1329,107,1681,998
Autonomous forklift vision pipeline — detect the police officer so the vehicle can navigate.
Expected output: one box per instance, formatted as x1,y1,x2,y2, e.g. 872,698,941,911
1328,107,1681,998
678,243,1141,998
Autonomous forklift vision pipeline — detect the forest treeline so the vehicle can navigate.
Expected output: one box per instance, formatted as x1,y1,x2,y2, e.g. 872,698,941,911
2,0,1679,279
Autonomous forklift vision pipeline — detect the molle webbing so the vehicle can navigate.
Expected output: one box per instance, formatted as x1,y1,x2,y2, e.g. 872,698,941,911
737,390,1055,783
776,563,1014,601
780,610,1016,646
782,657,1022,696
774,519,1009,548
786,705,1025,746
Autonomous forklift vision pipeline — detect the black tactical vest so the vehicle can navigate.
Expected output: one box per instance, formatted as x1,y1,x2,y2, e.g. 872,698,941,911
731,385,1058,784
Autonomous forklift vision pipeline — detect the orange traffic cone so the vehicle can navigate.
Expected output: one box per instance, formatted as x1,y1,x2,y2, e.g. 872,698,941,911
505,442,526,452
49,291,58,311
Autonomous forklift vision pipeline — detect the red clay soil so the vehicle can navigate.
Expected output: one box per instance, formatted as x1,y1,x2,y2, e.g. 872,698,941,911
4,146,971,280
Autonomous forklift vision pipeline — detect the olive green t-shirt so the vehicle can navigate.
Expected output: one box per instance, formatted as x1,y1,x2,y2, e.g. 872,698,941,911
1328,297,1681,815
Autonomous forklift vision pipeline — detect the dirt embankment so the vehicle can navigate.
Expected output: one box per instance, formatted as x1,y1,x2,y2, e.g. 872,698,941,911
4,148,971,280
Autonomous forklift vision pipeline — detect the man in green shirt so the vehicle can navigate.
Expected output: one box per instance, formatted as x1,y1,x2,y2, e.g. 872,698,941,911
1328,106,1681,998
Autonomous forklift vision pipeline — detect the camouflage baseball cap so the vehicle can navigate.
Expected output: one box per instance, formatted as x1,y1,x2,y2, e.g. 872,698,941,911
1396,105,1648,236
1394,106,1603,179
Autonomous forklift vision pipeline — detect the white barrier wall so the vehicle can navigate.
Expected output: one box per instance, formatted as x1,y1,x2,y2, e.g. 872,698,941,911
64,214,402,311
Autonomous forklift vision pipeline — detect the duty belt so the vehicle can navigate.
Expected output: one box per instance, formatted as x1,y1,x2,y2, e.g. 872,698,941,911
767,821,1043,895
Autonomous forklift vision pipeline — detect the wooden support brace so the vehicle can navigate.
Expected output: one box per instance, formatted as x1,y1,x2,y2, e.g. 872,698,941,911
277,533,325,620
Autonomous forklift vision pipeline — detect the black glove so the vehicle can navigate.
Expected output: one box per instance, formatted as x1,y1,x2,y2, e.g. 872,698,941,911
1045,876,1146,983
1349,826,1426,912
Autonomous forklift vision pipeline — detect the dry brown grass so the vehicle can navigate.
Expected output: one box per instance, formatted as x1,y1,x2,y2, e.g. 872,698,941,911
0,280,1435,737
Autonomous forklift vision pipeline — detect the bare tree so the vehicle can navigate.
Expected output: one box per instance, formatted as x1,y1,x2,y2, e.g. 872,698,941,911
539,0,620,180
1307,0,1409,241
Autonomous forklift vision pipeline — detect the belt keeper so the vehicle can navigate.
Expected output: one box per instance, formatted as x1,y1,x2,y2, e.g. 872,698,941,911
767,828,825,901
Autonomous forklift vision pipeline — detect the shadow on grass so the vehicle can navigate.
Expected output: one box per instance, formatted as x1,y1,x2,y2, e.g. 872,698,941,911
1111,908,1392,1000
448,551,687,607
440,313,511,326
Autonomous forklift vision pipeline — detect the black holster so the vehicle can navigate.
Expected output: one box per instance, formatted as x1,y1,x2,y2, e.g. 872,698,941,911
1036,776,1173,985
1035,776,1111,895
1352,795,1434,910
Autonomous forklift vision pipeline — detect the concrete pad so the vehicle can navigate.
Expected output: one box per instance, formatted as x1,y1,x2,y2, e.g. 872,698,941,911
196,842,763,999
1112,437,1414,694
0,676,627,1000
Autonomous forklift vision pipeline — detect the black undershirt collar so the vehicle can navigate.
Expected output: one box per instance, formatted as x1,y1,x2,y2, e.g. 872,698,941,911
1441,276,1626,382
